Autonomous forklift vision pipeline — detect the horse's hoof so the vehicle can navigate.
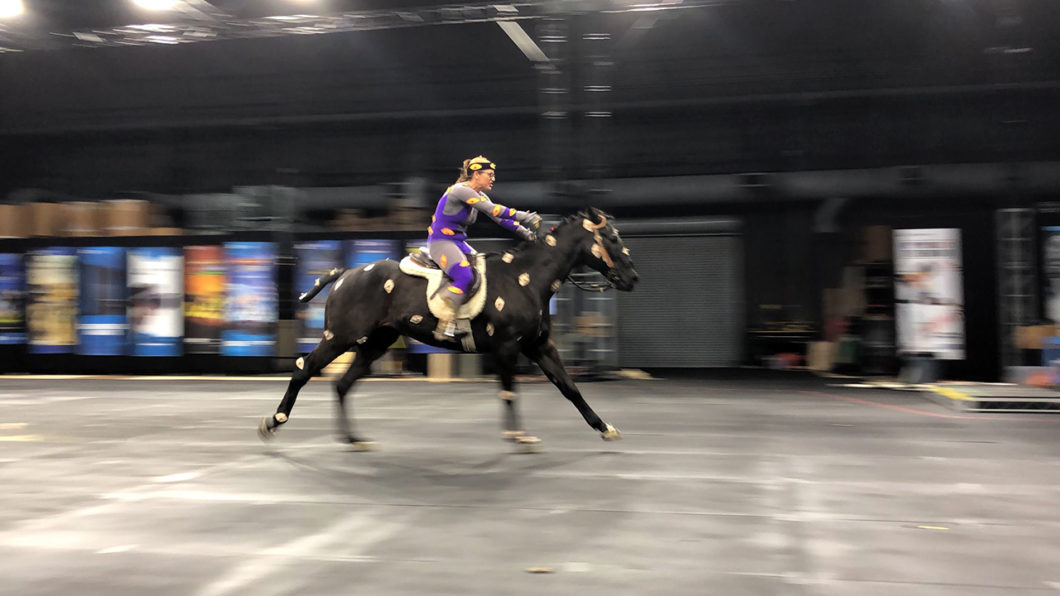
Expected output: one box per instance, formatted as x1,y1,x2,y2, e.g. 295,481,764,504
514,435,542,453
502,430,525,442
258,417,276,441
600,424,622,441
348,441,378,452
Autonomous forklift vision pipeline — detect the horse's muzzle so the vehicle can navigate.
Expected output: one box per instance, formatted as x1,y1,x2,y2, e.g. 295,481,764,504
608,269,638,291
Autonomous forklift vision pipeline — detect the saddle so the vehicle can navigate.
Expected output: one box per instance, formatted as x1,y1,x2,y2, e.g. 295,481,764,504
399,250,488,322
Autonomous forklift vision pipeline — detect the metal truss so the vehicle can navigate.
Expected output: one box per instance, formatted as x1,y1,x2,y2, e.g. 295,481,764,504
1,0,736,50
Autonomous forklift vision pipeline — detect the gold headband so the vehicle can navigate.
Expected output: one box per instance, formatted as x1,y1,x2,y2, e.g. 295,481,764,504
467,161,496,175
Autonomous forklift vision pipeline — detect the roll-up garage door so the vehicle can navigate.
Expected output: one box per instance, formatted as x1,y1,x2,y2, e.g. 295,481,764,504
616,223,743,368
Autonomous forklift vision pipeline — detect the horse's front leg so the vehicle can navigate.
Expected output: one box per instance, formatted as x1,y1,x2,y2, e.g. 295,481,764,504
523,339,621,441
259,339,347,441
494,340,541,451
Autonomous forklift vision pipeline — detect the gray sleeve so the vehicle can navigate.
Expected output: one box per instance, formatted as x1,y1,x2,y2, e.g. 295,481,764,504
442,185,480,215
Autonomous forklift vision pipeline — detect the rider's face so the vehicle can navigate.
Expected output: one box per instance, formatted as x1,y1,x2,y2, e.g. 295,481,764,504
473,170,495,191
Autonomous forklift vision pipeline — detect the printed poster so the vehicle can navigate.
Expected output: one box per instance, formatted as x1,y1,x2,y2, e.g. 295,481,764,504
894,228,965,359
294,240,342,353
128,247,183,357
346,239,399,269
221,242,277,356
0,254,25,345
1041,226,1060,324
78,247,127,355
26,247,78,354
184,245,225,354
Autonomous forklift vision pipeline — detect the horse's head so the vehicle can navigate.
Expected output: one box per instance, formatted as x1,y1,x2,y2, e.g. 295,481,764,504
575,207,639,291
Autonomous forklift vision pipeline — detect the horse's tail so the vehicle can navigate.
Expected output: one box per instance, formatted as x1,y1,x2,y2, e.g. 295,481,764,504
298,267,347,303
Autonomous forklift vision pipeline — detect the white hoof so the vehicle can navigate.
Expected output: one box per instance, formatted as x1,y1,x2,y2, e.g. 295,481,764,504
601,424,621,441
514,435,542,453
349,441,377,452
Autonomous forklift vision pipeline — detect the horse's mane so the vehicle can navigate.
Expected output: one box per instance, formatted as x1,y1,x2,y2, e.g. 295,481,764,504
561,207,614,226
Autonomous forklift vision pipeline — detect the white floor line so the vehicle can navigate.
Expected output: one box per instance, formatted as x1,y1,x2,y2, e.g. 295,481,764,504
0,436,333,539
194,511,408,596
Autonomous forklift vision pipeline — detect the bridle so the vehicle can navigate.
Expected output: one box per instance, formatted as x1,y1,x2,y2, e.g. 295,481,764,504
567,215,619,293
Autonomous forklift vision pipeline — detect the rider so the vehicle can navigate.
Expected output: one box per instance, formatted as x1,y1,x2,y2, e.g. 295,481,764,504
428,155,541,339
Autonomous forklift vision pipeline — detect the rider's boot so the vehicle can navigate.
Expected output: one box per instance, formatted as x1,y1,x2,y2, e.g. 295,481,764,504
433,292,469,341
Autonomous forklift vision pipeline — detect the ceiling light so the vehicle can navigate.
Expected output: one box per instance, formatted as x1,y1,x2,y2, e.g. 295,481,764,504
0,0,25,19
132,0,181,11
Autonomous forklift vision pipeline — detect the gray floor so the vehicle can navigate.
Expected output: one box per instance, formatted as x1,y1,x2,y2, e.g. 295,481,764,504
1,372,1059,596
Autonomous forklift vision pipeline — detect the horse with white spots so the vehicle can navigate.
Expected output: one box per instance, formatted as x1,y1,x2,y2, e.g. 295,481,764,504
258,207,639,450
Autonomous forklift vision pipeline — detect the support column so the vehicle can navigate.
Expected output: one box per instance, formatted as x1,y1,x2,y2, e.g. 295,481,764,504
997,208,1037,370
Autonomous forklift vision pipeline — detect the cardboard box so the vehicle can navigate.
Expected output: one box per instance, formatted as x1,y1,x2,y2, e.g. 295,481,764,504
144,227,183,236
807,341,837,372
1015,325,1058,350
389,207,425,231
0,204,26,237
331,209,366,232
61,202,102,236
103,199,151,236
28,202,63,236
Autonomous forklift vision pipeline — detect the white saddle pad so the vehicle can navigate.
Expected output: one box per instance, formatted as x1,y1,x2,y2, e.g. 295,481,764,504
398,253,488,320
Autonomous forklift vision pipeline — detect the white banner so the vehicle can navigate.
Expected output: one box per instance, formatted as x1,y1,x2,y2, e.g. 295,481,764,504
1042,227,1060,324
893,228,965,359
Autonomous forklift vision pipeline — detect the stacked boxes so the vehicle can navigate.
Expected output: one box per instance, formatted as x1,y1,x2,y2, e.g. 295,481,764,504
103,199,151,236
0,204,26,237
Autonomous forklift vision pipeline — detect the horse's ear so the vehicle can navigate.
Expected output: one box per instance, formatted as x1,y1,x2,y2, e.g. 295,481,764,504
593,203,610,222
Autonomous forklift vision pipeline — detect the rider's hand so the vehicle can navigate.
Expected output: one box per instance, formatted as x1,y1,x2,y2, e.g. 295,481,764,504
516,226,537,242
522,211,542,231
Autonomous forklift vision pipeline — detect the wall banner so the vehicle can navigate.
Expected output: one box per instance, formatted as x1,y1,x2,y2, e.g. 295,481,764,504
26,247,79,354
128,247,184,357
0,254,26,345
893,228,965,360
184,245,225,355
346,239,399,269
221,242,277,357
1041,226,1060,324
78,247,127,356
294,240,343,353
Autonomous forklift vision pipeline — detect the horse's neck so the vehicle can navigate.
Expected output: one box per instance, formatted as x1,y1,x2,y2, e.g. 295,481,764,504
515,227,587,288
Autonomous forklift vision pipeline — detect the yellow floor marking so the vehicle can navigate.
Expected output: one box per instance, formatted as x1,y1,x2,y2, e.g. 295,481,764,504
927,386,975,402
916,525,950,530
0,434,44,442
0,423,28,430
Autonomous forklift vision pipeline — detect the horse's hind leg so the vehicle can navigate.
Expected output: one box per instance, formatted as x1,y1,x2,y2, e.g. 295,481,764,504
333,328,398,450
495,340,541,452
258,338,348,440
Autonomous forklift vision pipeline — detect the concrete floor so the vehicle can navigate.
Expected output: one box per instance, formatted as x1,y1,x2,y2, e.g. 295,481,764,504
0,371,1059,596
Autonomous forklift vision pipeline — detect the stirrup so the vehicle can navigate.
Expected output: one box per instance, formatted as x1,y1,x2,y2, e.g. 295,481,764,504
434,318,469,340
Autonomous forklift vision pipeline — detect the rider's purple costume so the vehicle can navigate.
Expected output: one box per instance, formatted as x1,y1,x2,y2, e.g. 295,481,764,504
427,183,535,305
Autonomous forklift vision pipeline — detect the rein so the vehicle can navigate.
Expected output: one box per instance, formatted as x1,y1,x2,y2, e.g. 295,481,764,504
567,273,615,293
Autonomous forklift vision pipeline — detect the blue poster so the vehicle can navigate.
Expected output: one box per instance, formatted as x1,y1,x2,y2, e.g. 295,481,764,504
222,242,278,356
78,247,127,355
127,247,183,357
0,254,25,345
346,239,399,269
26,247,79,354
294,240,342,352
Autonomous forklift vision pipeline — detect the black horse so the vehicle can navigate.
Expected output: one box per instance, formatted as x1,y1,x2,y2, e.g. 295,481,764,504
258,207,639,450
